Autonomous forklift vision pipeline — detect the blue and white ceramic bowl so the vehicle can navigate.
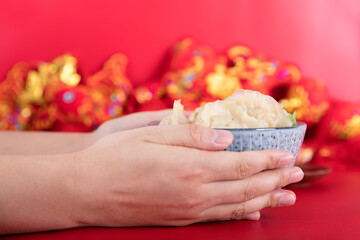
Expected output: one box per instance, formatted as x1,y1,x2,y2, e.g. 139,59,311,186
216,122,307,167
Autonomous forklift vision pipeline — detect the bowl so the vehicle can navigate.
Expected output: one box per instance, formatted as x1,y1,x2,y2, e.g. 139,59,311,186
216,122,307,167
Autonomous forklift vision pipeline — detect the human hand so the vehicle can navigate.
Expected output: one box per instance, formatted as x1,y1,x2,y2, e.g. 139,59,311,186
95,110,173,137
73,124,303,227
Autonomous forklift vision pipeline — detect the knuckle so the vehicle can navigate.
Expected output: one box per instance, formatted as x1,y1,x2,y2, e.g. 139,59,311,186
235,160,252,179
177,151,206,183
267,192,279,208
175,185,205,212
258,149,277,169
182,195,202,210
141,126,163,143
179,166,205,183
186,124,203,144
267,151,279,168
231,203,246,219
277,170,290,188
169,192,198,212
244,181,260,200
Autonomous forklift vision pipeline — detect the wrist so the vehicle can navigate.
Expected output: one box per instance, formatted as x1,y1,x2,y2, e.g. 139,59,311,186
64,147,112,228
0,152,92,234
43,151,91,229
61,150,96,228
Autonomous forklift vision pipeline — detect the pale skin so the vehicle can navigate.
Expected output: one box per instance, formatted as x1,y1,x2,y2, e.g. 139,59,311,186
0,110,304,235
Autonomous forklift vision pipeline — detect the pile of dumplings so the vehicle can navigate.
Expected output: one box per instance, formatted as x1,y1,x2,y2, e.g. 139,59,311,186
160,89,293,128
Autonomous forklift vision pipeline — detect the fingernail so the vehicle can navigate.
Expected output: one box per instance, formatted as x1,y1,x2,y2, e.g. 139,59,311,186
213,130,233,145
278,154,295,166
290,169,304,183
243,211,261,221
278,194,296,206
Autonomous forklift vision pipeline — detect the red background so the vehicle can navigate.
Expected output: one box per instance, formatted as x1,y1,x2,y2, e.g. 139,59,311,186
1,0,359,101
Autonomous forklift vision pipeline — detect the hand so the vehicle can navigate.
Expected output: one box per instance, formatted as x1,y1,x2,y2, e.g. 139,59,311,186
95,110,173,137
74,124,304,227
0,110,176,155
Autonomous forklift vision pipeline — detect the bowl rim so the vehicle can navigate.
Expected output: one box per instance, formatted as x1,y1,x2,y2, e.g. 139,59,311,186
149,121,307,130
214,122,307,131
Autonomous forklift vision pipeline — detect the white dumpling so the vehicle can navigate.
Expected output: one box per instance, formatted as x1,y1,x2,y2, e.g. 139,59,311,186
159,100,189,125
191,90,292,128
160,89,293,128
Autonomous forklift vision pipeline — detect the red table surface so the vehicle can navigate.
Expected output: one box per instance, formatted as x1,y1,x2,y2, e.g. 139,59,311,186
3,171,360,240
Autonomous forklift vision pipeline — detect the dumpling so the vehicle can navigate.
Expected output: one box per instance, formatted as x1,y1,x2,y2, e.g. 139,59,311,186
159,100,189,125
161,90,293,128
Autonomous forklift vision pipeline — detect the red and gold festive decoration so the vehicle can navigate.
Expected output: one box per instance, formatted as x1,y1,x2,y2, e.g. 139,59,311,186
0,62,31,130
273,78,330,126
160,38,221,110
1,38,359,170
310,101,360,170
0,54,133,132
134,81,169,112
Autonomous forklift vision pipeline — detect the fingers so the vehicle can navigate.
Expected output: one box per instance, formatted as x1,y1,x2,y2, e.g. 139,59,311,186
138,109,174,122
141,125,296,181
200,149,295,182
123,109,174,127
138,126,298,184
199,189,295,222
140,125,296,182
200,211,260,223
242,211,261,221
143,124,234,151
97,109,174,135
204,166,303,205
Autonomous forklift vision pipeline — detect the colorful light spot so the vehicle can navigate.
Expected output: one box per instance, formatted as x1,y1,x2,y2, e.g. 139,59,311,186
63,91,75,104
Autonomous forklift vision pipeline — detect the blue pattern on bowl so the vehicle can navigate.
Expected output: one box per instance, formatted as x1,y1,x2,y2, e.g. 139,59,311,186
216,123,307,167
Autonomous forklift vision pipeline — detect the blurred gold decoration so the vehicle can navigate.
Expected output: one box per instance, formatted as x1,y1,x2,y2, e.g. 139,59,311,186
31,105,58,130
227,46,253,59
135,86,153,104
297,146,315,165
283,65,301,82
319,147,332,157
0,54,135,131
165,56,205,100
20,107,32,118
279,85,329,124
0,102,11,116
205,64,241,99
18,70,46,104
18,54,81,106
330,114,360,140
55,55,81,86
225,46,287,94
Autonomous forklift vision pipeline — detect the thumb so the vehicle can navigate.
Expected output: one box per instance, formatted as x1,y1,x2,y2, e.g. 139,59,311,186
143,124,233,151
